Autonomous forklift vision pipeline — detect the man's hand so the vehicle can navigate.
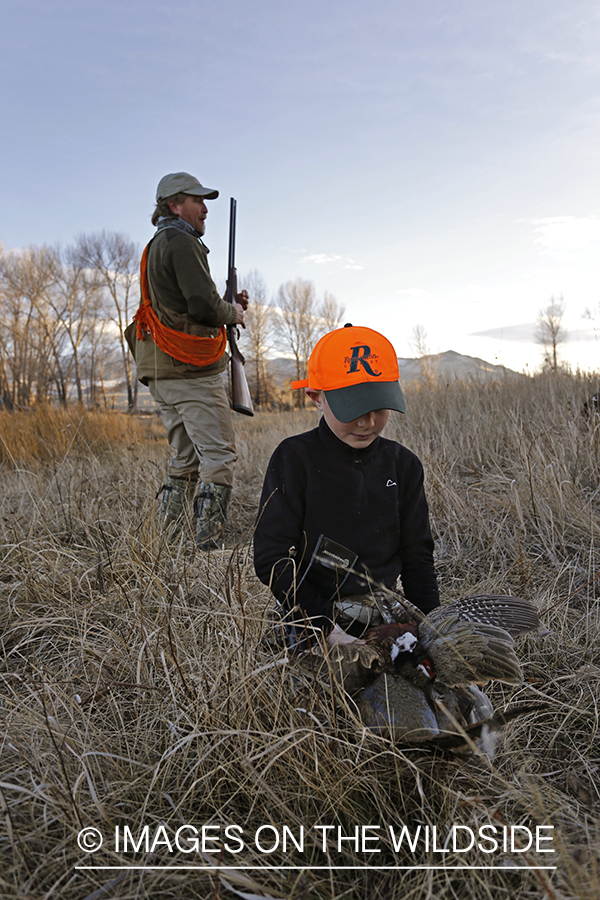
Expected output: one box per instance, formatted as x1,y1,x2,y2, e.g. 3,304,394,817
327,623,365,646
233,301,246,327
236,289,249,310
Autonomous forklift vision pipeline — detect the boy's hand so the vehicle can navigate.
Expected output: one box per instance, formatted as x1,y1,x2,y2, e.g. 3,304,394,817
327,624,366,646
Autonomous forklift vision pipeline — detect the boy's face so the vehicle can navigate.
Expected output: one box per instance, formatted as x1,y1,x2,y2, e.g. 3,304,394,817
307,390,390,449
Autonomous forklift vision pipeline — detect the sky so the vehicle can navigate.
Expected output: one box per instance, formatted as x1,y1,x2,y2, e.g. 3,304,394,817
2,0,600,373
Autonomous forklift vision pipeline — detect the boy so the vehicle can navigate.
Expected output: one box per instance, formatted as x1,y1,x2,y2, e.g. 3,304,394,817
253,324,439,647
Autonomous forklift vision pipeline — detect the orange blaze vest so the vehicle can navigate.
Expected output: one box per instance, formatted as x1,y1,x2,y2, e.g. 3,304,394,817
132,243,227,367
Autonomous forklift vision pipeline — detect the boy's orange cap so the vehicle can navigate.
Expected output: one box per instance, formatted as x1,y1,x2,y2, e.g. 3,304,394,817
292,324,406,423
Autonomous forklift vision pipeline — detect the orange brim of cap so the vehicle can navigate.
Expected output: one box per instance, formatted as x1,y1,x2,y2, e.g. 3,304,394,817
291,378,309,390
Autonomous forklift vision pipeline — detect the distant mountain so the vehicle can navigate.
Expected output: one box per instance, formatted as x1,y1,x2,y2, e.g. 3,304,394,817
396,350,522,382
266,350,522,385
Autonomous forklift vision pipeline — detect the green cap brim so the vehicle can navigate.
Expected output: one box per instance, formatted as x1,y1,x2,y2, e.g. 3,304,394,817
324,380,406,423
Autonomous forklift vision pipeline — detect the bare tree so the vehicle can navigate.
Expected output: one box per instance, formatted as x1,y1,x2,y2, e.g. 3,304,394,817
239,269,274,408
36,286,70,406
0,245,58,408
409,324,439,387
537,296,567,372
583,299,600,338
46,245,106,404
73,232,139,410
319,292,346,332
273,278,323,407
272,280,349,408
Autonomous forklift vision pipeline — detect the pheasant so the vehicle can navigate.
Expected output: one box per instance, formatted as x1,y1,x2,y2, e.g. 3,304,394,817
365,592,539,686
338,591,541,747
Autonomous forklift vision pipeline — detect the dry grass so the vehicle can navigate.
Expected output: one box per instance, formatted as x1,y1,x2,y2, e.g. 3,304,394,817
0,406,166,467
1,372,599,900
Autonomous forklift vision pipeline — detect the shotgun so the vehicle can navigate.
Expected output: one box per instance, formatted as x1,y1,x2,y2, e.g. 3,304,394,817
225,198,254,416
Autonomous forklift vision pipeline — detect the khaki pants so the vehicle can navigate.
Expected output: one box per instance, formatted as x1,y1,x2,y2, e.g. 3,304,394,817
149,374,237,488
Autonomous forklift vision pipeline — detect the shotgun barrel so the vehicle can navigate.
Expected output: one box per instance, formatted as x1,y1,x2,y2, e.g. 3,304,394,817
225,198,253,416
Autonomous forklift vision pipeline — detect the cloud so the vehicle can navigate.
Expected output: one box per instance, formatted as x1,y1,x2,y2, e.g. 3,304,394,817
299,253,341,264
299,252,363,270
471,323,537,343
471,322,598,343
532,216,600,255
394,288,431,300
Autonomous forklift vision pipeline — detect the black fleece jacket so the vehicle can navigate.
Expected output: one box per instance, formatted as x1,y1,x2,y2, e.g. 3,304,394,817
253,418,440,633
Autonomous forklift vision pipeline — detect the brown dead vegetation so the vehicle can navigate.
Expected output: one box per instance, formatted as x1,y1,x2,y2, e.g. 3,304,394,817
0,371,599,899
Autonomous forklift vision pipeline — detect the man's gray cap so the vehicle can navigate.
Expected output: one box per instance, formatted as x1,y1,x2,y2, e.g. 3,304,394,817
156,172,219,202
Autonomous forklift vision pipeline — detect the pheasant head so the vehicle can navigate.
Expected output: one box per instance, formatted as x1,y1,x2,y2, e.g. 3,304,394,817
365,622,436,687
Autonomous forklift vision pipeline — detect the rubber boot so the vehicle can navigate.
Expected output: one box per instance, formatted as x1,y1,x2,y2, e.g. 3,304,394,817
159,475,196,541
194,482,232,550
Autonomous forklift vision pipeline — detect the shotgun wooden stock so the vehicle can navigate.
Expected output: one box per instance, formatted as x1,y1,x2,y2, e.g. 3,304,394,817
225,198,254,416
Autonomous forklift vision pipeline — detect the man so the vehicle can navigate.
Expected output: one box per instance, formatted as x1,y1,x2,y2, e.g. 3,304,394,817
127,171,248,548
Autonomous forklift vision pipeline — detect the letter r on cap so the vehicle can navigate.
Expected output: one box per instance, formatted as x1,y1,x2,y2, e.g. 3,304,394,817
347,345,381,377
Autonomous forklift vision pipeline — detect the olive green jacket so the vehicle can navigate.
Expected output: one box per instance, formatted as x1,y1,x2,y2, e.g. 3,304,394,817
128,220,238,384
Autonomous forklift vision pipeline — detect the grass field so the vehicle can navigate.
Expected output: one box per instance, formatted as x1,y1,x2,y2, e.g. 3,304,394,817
0,370,599,900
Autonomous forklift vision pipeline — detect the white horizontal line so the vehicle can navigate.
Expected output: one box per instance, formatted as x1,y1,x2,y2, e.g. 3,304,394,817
75,865,557,871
